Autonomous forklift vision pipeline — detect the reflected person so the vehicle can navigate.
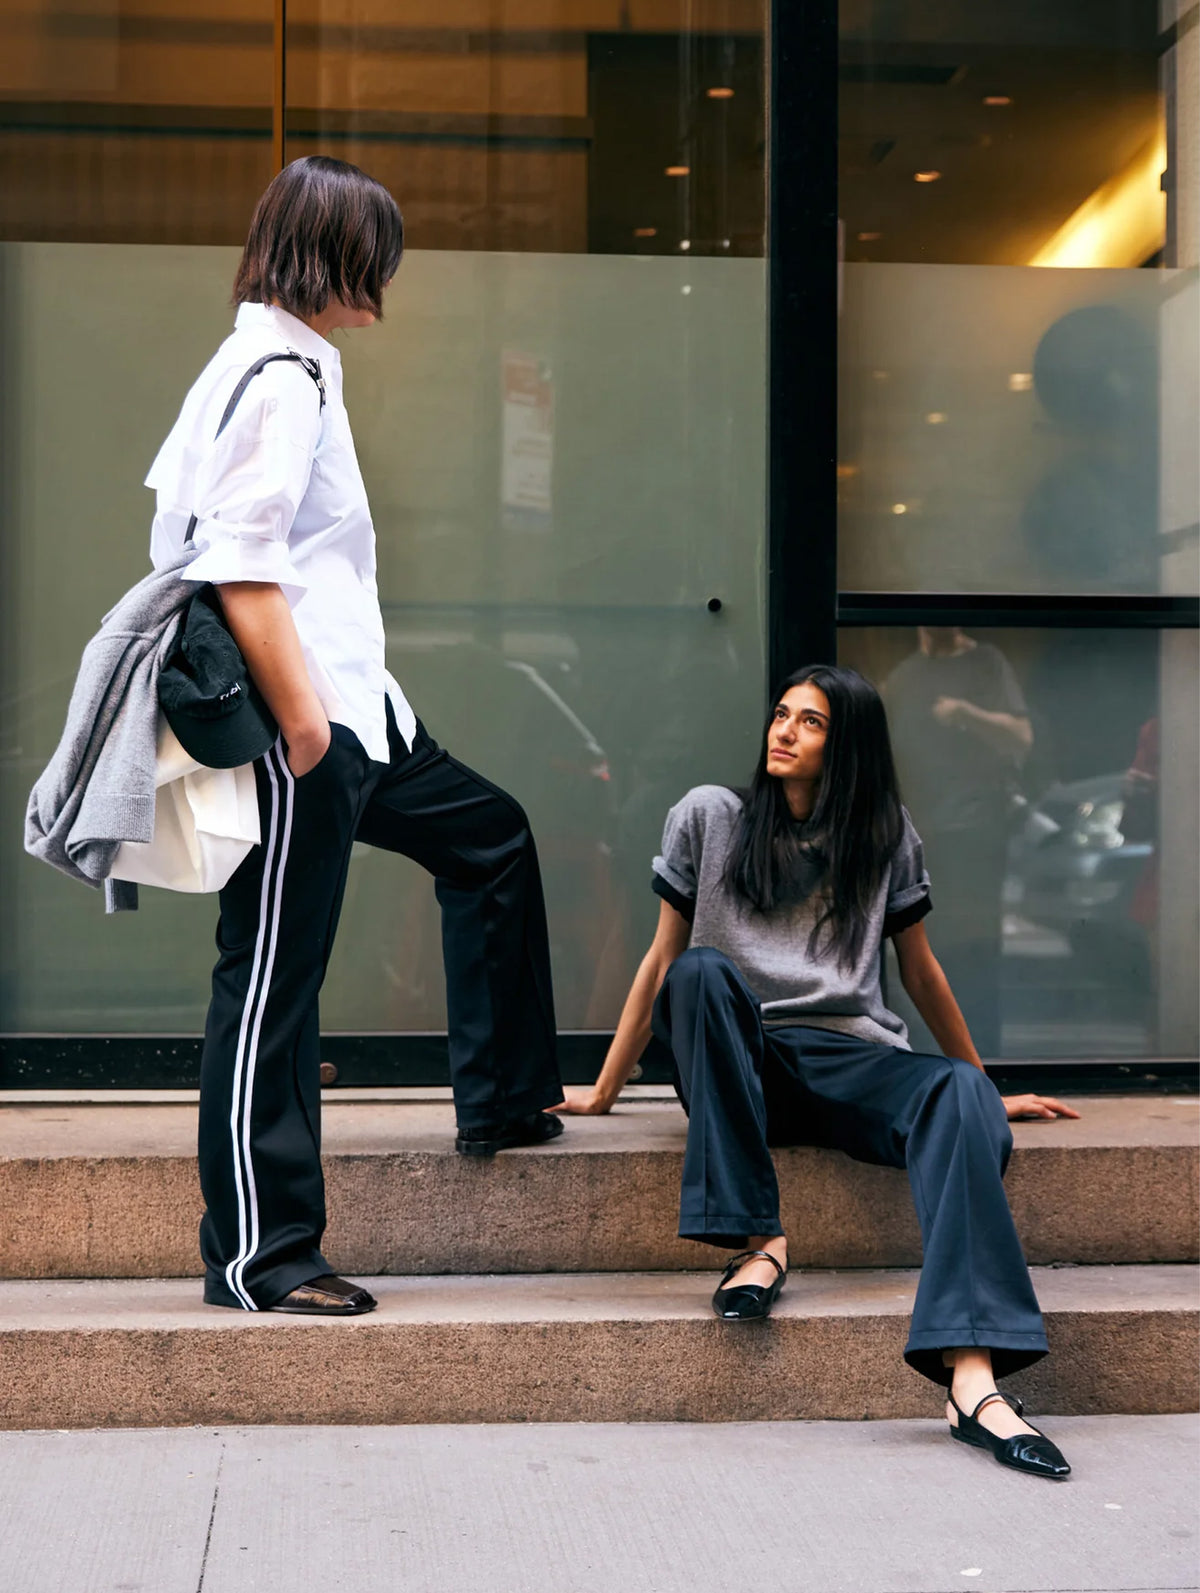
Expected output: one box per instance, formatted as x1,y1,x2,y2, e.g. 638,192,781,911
556,666,1079,1479
1122,715,1160,1004
148,157,563,1317
884,627,1032,1056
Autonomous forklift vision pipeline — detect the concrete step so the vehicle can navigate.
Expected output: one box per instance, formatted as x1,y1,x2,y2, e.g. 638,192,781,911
0,1265,1195,1429
1,1093,1196,1279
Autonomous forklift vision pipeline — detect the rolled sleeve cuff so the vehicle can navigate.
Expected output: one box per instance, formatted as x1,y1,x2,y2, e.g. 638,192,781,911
883,893,933,938
184,522,308,602
651,870,696,924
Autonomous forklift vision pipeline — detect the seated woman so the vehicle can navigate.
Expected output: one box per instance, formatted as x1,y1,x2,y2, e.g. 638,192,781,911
557,664,1080,1480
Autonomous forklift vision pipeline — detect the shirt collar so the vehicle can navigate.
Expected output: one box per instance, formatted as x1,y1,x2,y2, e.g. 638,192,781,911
235,302,341,365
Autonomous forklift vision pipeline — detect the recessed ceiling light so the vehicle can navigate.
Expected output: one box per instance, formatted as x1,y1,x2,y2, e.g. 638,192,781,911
857,231,882,241
706,87,735,99
913,170,941,183
983,95,1012,106
1008,372,1033,391
679,239,691,251
925,412,948,424
633,227,657,237
891,503,908,515
665,165,690,177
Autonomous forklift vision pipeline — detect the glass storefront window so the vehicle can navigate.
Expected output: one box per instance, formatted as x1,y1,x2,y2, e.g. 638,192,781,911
841,625,1199,1060
3,1,1194,1071
0,6,769,1039
0,0,274,244
837,1,1199,598
835,0,1198,1064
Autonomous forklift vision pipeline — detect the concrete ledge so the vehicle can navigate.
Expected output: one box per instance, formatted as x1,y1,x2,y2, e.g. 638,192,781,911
0,1266,1194,1429
1,1097,1196,1279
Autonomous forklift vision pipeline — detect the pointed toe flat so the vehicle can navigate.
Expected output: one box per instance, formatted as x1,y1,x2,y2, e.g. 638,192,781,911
949,1391,1071,1479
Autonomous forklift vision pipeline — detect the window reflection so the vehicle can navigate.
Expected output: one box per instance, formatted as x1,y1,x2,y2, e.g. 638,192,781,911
882,626,1032,1057
843,627,1199,1060
285,8,765,256
0,0,273,244
836,265,1186,594
839,4,1164,269
2,3,768,256
0,161,768,1033
836,1,1198,598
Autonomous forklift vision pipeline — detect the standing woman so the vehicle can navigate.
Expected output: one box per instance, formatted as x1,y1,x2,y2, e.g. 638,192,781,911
557,665,1080,1478
148,156,563,1317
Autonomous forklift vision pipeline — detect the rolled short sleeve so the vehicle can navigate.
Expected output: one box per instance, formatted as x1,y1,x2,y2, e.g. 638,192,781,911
884,808,933,936
652,793,702,921
176,366,323,605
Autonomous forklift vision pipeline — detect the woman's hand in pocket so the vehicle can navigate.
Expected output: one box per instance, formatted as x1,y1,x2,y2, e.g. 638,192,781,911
284,718,332,778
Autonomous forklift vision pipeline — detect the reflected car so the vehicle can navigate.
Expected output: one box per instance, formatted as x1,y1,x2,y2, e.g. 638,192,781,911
1006,772,1153,987
381,634,618,1019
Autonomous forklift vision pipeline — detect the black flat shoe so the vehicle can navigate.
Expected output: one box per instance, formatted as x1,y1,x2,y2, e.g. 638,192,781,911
456,1110,565,1158
949,1390,1071,1479
269,1275,378,1315
711,1249,787,1321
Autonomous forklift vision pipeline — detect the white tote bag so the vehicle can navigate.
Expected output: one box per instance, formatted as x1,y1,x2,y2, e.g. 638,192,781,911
109,714,260,893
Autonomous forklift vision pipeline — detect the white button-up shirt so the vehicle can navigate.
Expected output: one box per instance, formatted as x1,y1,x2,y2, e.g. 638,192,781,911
146,302,416,763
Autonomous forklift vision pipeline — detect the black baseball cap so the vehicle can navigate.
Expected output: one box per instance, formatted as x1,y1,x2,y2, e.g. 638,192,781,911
159,588,278,769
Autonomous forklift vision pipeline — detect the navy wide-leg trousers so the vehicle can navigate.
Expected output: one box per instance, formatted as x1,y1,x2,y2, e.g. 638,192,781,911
199,704,561,1310
652,946,1048,1385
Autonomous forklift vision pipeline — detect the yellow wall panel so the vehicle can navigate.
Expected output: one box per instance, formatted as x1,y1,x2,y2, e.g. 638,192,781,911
629,0,763,31
0,131,270,242
292,50,587,117
287,0,620,27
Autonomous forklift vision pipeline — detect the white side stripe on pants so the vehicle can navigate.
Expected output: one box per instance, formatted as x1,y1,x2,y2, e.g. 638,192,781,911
224,741,296,1310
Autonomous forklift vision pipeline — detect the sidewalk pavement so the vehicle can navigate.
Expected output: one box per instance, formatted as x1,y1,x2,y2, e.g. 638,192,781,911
0,1416,1196,1593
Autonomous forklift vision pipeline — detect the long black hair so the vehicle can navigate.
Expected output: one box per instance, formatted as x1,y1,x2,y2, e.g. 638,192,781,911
722,664,904,968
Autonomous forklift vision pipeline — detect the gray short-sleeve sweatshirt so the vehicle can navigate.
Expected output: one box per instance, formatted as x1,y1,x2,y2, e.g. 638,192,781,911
652,785,932,1049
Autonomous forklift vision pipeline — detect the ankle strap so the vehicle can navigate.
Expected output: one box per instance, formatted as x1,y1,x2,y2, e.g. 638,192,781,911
969,1390,1024,1422
722,1249,785,1282
970,1392,1008,1422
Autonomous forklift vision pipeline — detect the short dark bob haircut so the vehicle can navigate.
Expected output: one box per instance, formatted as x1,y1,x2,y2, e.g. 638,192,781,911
233,155,404,321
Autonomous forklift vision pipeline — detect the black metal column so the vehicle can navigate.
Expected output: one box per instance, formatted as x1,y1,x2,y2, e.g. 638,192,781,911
767,0,839,685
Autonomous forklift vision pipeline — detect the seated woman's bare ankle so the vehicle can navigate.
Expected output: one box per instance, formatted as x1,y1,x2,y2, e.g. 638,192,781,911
720,1234,788,1291
944,1348,1035,1439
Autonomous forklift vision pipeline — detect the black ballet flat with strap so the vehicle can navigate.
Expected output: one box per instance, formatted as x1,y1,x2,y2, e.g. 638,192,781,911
711,1249,787,1321
949,1390,1071,1479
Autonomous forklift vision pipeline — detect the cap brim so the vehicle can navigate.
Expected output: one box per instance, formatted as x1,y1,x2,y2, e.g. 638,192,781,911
163,699,278,770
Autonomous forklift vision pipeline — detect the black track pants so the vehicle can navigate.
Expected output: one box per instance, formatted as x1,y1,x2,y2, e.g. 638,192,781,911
652,946,1048,1385
199,708,561,1309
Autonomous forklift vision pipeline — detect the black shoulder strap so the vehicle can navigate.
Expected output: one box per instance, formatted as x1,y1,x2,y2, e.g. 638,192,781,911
184,350,326,544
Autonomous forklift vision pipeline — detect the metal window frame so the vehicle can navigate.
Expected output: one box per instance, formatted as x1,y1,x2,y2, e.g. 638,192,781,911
838,594,1200,629
1,1035,1195,1094
768,0,840,679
